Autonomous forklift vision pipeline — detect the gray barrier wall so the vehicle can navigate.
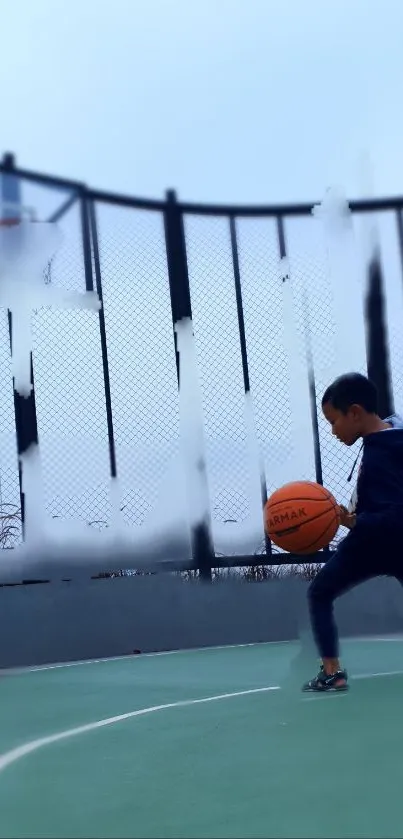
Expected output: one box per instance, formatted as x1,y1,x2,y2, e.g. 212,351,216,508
2,574,403,668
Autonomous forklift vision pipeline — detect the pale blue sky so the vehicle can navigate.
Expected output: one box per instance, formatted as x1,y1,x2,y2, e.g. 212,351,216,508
2,0,403,560
2,0,403,203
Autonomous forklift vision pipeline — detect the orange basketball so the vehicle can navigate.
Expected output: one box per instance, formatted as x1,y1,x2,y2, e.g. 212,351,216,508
264,481,340,555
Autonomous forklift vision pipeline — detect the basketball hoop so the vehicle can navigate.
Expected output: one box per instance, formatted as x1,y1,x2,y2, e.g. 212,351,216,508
0,213,53,285
0,218,21,227
0,211,99,398
0,201,36,223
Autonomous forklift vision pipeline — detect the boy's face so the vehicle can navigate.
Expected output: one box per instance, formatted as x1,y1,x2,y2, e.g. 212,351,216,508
322,401,364,446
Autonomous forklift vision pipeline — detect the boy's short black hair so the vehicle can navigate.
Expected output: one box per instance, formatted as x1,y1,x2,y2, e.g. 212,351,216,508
322,372,378,414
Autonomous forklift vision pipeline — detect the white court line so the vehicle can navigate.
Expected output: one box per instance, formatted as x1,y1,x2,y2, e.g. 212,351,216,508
6,635,403,676
302,693,349,702
357,636,403,642
354,669,403,680
16,642,269,674
1,668,403,776
302,669,403,700
0,685,280,774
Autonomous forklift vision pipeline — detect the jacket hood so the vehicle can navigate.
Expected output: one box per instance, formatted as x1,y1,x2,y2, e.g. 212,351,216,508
365,414,403,452
356,412,403,515
385,412,403,428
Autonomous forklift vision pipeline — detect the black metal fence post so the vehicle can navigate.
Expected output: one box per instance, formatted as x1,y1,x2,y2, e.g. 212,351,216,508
229,215,272,558
302,292,324,486
85,198,118,482
276,216,324,486
365,244,394,418
1,154,40,538
3,151,403,575
164,190,215,581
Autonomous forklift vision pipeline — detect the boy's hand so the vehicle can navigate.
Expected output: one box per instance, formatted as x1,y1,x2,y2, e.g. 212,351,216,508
338,505,356,530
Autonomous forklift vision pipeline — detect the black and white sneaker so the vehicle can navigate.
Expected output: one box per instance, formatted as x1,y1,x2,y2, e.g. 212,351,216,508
302,664,348,692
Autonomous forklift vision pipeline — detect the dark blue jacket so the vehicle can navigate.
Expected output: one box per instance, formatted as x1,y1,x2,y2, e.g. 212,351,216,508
356,422,403,518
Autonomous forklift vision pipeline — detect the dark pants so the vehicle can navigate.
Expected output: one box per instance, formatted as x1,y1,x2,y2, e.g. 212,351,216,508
308,514,403,659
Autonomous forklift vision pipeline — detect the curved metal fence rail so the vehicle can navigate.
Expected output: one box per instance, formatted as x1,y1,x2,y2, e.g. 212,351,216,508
0,153,401,580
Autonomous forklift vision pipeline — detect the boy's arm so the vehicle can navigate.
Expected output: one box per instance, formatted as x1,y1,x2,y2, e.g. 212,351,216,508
339,505,356,530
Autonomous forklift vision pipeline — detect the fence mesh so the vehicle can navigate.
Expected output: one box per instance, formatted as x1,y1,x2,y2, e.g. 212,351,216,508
374,211,403,414
0,310,21,547
31,203,111,528
286,219,362,509
1,167,402,565
96,203,187,542
185,216,253,533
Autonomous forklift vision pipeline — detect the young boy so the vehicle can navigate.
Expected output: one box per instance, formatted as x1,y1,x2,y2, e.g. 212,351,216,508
303,371,403,692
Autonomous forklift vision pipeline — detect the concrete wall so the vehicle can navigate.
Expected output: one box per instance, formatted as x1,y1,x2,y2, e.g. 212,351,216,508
1,573,403,668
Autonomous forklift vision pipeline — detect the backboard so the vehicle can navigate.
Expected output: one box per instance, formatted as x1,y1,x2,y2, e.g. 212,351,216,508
0,203,53,285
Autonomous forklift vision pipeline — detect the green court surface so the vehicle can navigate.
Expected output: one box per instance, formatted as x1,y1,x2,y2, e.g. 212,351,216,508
1,637,403,839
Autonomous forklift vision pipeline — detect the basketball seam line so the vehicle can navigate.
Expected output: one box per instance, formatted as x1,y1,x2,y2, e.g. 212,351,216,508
294,516,339,554
269,504,338,533
268,504,339,553
267,495,334,507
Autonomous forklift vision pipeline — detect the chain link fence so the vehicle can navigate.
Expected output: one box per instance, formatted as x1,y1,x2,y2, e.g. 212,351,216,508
0,159,402,572
0,307,20,548
33,202,111,529
95,203,182,531
183,212,370,557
